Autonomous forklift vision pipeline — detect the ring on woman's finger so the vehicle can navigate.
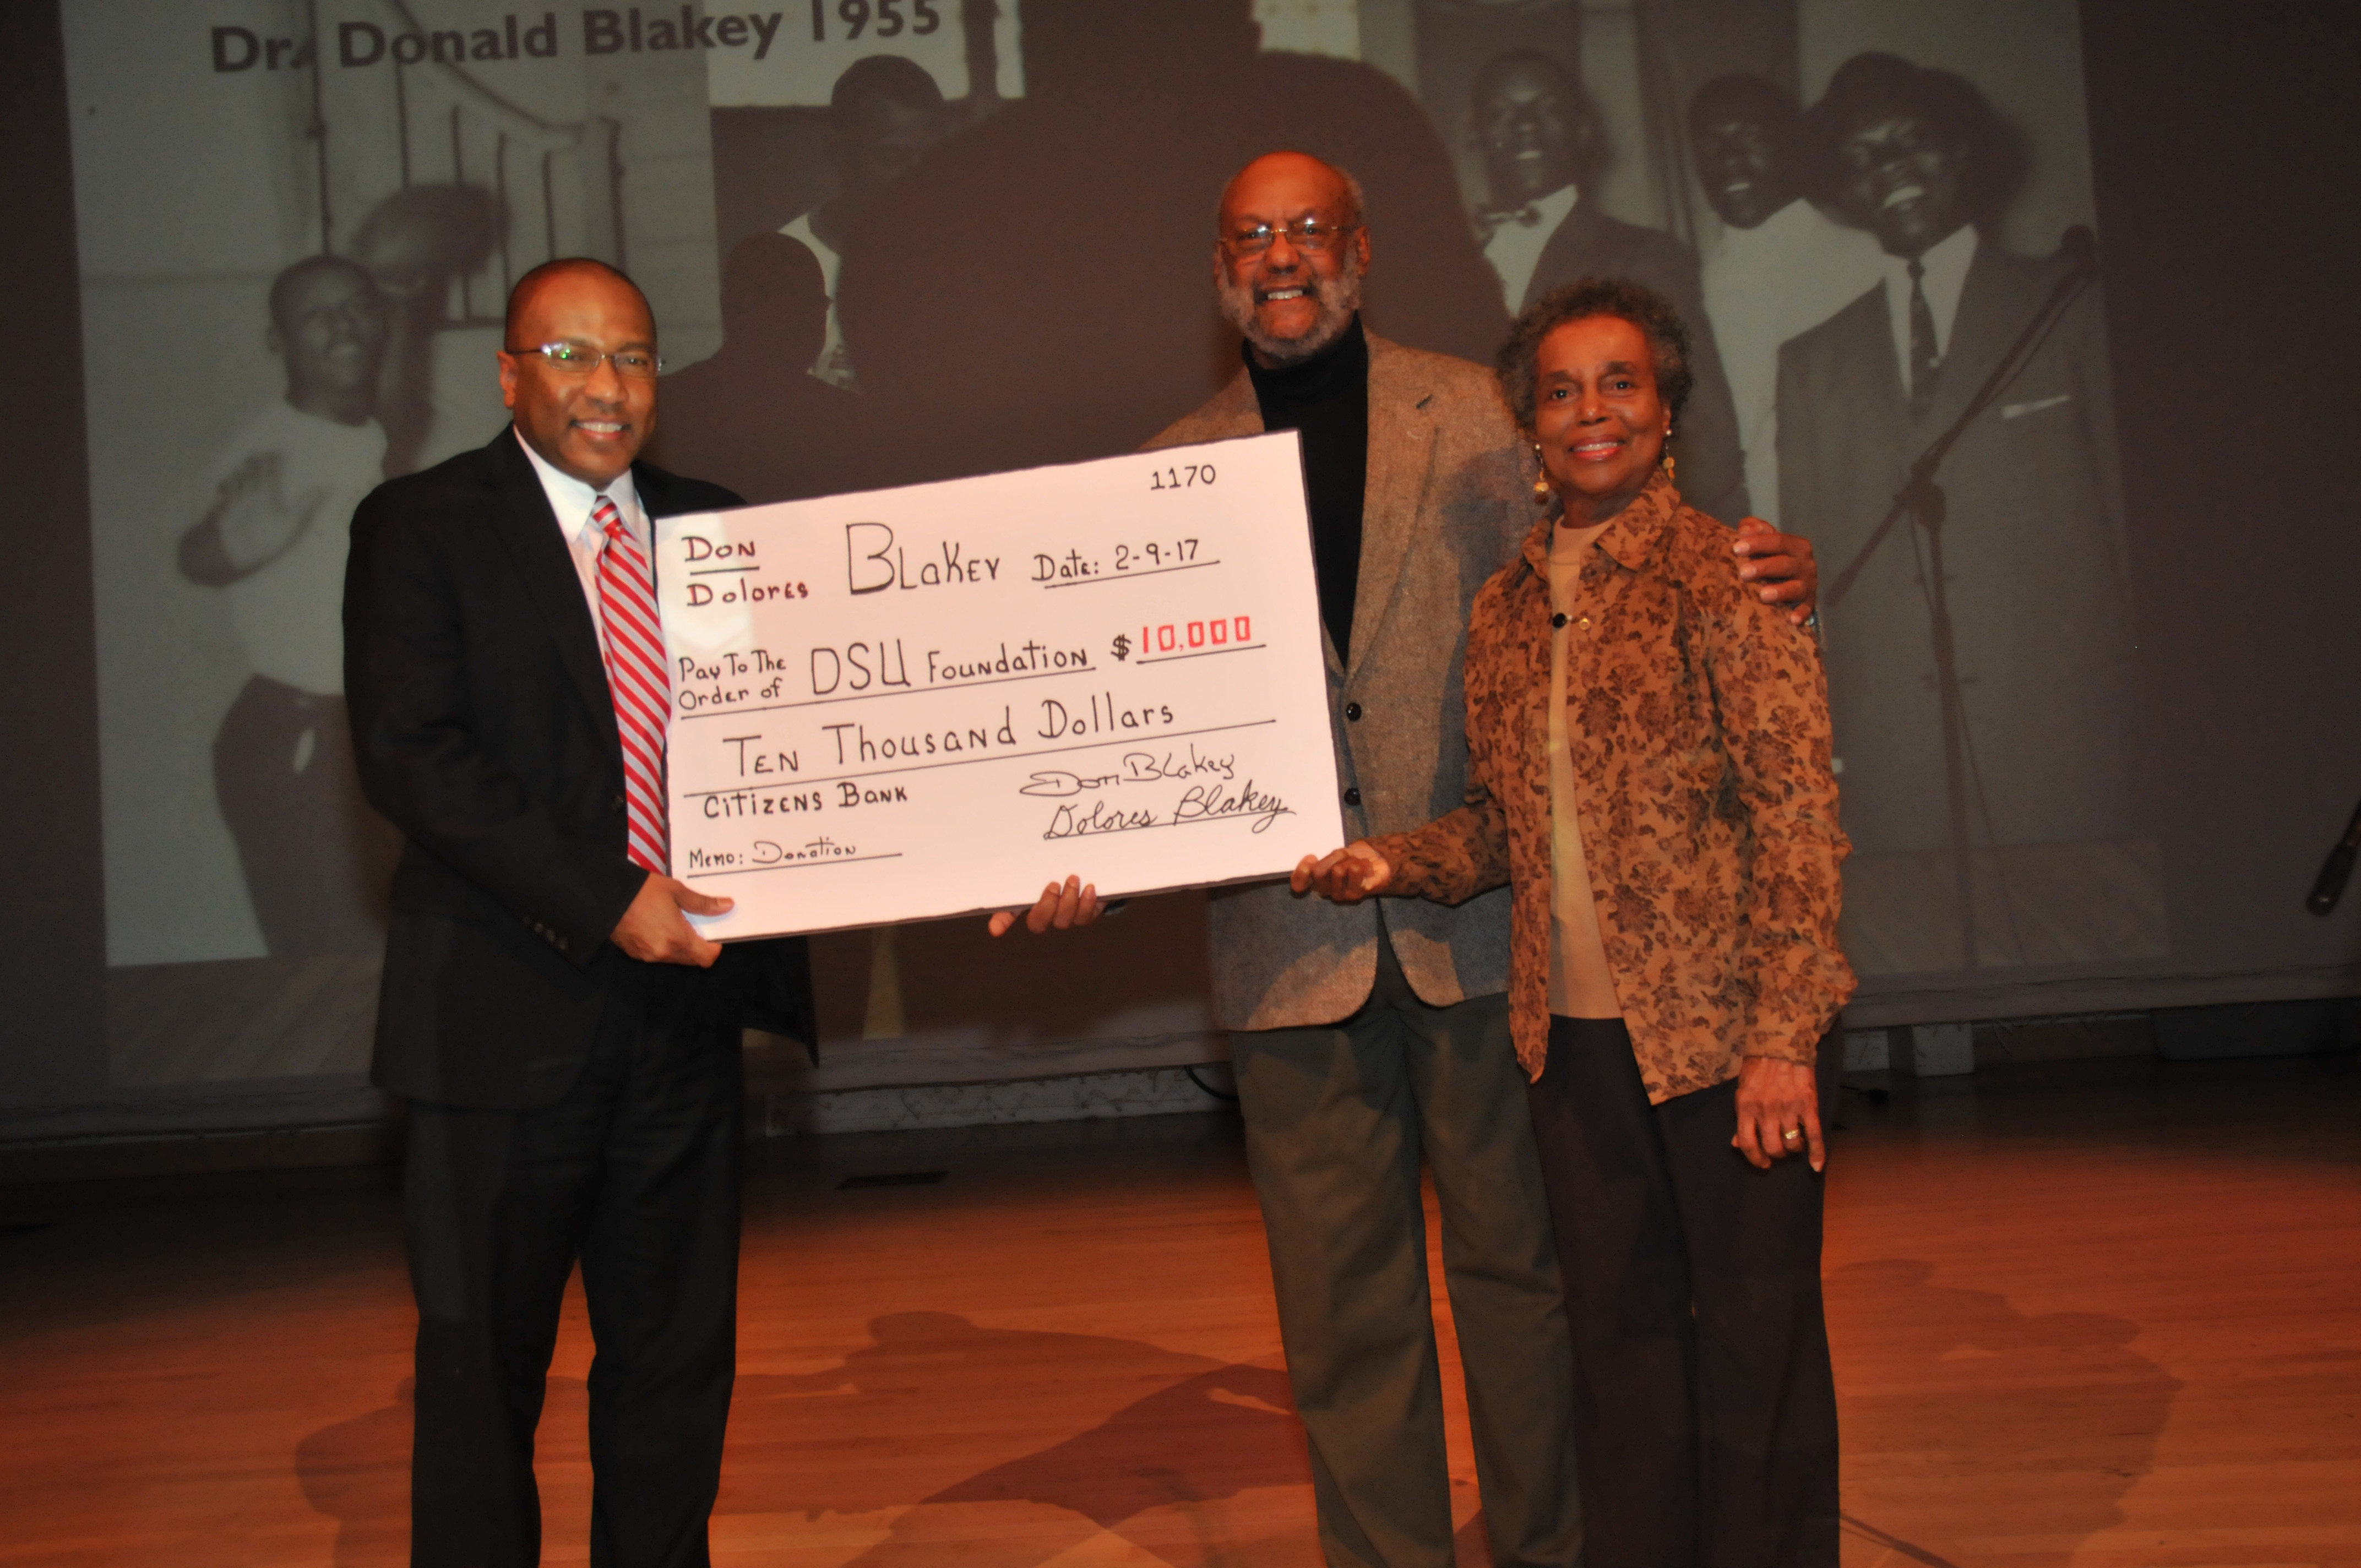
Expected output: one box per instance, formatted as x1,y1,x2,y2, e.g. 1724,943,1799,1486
1781,1129,1802,1142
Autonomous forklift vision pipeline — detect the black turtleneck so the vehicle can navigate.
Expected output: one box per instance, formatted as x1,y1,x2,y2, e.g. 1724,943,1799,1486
1245,315,1369,661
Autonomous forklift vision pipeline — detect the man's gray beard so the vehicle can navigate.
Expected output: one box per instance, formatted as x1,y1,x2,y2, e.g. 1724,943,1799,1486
1219,254,1365,364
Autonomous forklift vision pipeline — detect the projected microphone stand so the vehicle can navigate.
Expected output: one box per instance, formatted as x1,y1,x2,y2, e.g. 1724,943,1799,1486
1824,238,2101,970
2307,793,2361,915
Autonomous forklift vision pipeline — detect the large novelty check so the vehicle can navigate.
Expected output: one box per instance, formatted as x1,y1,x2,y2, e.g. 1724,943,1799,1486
654,433,1346,940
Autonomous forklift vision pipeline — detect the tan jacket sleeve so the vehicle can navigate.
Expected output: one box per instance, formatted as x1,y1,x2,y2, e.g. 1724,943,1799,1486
1368,790,1512,908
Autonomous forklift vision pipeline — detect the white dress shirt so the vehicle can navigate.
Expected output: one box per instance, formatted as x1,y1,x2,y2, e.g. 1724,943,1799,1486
1879,222,1979,402
779,211,854,389
210,399,390,694
1483,182,1579,314
514,427,652,641
1700,198,1885,525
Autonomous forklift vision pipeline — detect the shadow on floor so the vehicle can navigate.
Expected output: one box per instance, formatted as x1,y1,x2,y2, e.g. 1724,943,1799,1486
296,1312,1314,1566
297,1263,2180,1567
1825,1256,2180,1568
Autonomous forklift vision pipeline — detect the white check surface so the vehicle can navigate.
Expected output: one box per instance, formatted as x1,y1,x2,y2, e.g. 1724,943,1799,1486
655,433,1345,939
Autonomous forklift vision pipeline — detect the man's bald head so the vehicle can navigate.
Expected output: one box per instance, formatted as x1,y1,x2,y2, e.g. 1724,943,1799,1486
1216,151,1364,235
499,258,660,487
1213,152,1371,367
503,258,652,349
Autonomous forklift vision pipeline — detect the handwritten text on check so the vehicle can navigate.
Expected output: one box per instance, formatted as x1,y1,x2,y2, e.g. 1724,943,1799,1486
654,433,1345,939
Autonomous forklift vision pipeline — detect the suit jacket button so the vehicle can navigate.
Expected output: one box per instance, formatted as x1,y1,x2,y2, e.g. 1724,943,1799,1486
1344,701,1363,721
611,793,627,815
1343,786,1362,807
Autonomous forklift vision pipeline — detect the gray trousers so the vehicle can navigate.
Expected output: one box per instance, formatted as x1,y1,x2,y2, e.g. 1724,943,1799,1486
1231,937,1579,1568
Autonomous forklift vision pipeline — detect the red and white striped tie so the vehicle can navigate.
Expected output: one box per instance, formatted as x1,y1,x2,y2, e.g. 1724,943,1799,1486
594,496,671,873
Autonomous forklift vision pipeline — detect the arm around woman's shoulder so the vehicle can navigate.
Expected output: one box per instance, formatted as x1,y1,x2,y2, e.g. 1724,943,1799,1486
1677,509,1858,1057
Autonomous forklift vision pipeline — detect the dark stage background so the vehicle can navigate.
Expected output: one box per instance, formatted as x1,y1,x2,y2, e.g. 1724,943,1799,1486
4,0,2357,1141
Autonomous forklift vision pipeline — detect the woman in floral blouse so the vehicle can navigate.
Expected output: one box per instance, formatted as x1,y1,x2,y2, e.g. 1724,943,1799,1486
1294,277,1856,1567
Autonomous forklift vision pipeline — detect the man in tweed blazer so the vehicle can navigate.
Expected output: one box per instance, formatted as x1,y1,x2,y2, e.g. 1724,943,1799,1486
1113,153,1818,1568
1150,303,1532,1037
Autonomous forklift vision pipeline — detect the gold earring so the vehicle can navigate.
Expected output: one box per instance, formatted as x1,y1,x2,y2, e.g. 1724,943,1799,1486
1532,445,1551,502
1661,429,1675,484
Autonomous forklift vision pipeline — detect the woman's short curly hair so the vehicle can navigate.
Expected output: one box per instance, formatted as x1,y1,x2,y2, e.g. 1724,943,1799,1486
1495,276,1695,432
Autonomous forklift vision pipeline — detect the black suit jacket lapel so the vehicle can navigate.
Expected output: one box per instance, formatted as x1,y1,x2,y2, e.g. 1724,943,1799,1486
1841,286,1912,454
633,460,677,520
1922,241,2038,436
482,430,619,755
1525,200,1600,313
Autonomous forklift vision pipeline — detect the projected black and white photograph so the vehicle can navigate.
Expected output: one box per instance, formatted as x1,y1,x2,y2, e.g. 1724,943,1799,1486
68,0,2154,1099
1403,0,2151,978
67,0,733,1085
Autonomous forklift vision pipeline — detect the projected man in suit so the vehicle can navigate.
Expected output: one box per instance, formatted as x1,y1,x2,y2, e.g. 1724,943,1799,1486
1688,73,1884,525
646,233,864,503
344,258,812,1566
1777,54,2144,968
835,0,1511,486
781,54,948,391
1469,50,1749,521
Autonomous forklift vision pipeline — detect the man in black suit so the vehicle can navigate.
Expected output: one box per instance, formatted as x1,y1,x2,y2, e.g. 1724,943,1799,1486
1777,55,2146,971
344,257,812,1566
1468,49,1749,520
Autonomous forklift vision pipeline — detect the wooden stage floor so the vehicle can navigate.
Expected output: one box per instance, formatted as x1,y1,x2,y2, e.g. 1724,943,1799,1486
2,1056,2355,1567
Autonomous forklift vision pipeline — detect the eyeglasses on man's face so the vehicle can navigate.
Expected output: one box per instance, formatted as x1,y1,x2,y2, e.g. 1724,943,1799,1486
506,340,665,378
1221,218,1358,256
